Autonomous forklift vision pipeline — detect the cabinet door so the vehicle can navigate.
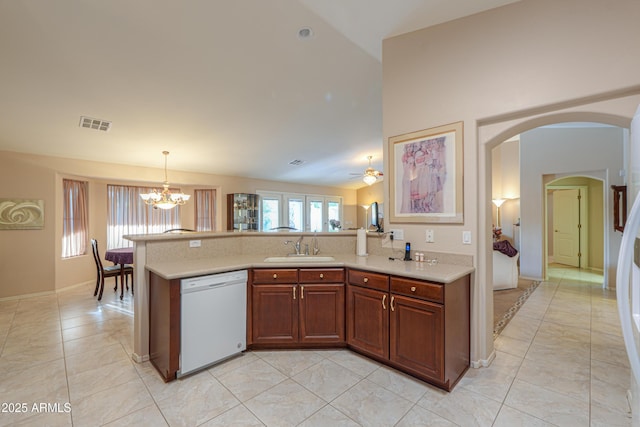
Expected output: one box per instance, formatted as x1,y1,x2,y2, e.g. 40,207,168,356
252,284,298,344
299,283,345,344
346,285,389,359
390,294,444,382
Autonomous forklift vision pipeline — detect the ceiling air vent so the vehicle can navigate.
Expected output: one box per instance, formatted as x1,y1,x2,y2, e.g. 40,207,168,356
289,159,306,166
79,116,112,132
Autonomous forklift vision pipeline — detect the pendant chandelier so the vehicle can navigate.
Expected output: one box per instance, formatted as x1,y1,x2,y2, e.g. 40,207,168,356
140,151,190,210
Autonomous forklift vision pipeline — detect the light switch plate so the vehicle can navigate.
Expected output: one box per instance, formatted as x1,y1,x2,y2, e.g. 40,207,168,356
189,240,202,248
425,229,434,243
462,231,472,245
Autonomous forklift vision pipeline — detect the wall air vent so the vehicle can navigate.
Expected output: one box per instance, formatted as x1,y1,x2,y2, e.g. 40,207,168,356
288,159,306,166
79,116,112,132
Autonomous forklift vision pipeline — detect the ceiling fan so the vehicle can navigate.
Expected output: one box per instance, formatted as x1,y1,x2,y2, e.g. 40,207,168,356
350,155,383,185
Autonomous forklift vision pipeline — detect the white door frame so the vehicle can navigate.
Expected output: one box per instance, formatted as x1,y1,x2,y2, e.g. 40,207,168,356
545,184,589,272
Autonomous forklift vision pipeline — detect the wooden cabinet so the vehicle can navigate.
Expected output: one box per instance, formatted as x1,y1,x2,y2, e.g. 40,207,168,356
148,272,181,382
251,269,298,344
346,270,389,359
251,268,345,347
346,268,469,391
299,268,345,343
148,264,469,391
390,294,443,381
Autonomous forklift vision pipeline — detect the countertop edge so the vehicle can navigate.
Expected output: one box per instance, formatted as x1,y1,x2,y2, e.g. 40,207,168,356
145,255,474,284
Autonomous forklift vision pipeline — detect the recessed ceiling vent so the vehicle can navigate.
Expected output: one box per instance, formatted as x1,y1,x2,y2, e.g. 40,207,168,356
289,159,306,166
297,27,313,40
79,116,112,132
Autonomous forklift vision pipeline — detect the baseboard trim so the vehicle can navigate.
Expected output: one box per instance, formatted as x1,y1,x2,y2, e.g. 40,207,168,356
56,280,93,293
0,280,93,301
0,289,55,302
471,350,496,368
132,352,150,363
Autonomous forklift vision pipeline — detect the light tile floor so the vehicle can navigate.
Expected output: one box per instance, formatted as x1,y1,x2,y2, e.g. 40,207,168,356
0,265,633,426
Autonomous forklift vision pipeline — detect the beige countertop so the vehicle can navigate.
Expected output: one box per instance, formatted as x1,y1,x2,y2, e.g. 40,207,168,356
146,254,474,284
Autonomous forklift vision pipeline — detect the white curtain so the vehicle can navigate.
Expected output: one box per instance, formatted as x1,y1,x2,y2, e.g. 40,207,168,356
62,179,88,258
107,185,181,249
194,189,216,231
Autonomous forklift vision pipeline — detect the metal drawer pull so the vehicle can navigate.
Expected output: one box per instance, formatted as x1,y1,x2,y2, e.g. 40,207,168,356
293,286,296,300
319,273,324,279
391,296,395,311
273,274,278,279
411,286,416,292
301,286,304,299
382,294,386,310
363,277,369,283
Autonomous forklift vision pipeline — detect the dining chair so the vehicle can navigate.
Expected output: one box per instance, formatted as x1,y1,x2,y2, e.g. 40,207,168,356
90,239,133,301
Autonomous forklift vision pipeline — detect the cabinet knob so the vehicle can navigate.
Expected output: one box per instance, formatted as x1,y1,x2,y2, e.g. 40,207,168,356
319,273,324,279
411,286,416,292
273,274,278,279
363,277,369,283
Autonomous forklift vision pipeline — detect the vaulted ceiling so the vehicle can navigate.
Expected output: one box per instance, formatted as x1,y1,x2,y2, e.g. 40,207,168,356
0,0,518,188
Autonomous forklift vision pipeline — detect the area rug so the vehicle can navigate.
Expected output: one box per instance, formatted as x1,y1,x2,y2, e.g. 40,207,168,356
493,279,541,339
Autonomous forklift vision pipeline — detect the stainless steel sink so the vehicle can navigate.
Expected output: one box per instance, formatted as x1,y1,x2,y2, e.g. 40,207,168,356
263,256,336,263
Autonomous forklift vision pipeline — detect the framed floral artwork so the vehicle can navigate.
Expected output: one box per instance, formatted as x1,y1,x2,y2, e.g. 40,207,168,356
388,121,463,224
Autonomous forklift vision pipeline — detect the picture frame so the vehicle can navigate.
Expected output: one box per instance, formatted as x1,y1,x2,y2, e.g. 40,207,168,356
388,121,463,224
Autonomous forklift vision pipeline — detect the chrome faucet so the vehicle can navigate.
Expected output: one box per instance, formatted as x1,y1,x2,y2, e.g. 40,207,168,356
284,236,304,255
295,236,304,255
312,237,320,255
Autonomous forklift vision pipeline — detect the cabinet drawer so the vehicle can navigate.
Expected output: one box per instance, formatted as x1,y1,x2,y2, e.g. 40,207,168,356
390,276,443,304
299,268,345,283
348,269,388,292
253,269,298,284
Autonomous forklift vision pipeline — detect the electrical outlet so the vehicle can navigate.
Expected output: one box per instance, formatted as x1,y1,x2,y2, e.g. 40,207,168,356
462,231,472,245
389,228,404,240
189,240,202,248
425,229,434,243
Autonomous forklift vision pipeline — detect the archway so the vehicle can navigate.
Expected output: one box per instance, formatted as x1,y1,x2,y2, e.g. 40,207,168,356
472,91,639,367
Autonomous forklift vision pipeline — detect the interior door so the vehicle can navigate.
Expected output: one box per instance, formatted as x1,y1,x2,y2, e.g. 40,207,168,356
553,189,581,267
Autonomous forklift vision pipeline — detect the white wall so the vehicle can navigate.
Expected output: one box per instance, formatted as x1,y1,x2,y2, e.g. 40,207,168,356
492,139,520,244
383,0,640,366
0,151,358,299
520,126,624,284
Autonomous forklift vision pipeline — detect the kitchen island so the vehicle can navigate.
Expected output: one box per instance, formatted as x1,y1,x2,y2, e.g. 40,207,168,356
125,231,474,390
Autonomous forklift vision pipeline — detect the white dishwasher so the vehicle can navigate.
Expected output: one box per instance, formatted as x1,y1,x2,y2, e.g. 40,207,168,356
179,270,247,377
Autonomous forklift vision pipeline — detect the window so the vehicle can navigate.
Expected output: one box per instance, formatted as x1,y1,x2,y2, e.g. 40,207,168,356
62,179,89,258
307,198,323,232
107,185,180,249
261,196,280,231
327,199,341,231
287,196,304,231
257,191,342,232
194,189,216,231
